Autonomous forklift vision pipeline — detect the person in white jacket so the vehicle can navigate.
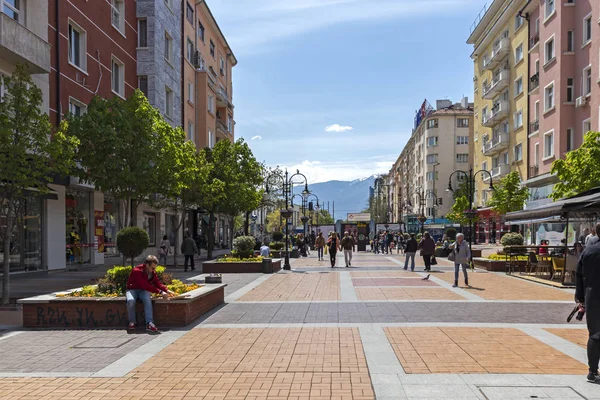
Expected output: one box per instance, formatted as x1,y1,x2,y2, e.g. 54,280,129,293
449,233,471,287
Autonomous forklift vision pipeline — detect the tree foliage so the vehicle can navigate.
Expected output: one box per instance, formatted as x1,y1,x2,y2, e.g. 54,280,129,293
551,130,600,200
116,227,150,266
311,209,334,225
487,171,529,214
446,196,476,226
0,65,77,304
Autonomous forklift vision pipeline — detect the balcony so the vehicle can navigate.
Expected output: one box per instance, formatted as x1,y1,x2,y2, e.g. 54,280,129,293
217,119,232,136
483,37,510,70
482,132,510,156
529,165,539,178
530,32,540,52
216,84,233,108
529,119,539,134
0,13,50,73
491,164,510,179
529,72,539,92
482,69,510,99
482,101,510,127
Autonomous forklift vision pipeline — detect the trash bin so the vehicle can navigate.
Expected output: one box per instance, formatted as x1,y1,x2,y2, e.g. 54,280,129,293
262,258,273,274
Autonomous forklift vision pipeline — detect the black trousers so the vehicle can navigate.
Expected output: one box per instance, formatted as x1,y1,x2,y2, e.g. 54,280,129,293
587,298,600,372
184,255,195,271
330,250,337,267
423,255,431,270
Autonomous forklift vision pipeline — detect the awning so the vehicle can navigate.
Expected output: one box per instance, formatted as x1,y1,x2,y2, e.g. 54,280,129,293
505,188,600,222
505,215,563,225
25,186,59,200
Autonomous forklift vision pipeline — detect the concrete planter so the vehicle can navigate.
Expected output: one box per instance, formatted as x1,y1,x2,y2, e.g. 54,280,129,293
18,284,226,329
203,258,282,274
473,257,527,272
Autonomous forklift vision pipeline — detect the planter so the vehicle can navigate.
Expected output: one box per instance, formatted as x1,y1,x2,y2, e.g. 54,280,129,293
203,258,282,273
18,284,226,329
472,257,527,272
471,249,482,258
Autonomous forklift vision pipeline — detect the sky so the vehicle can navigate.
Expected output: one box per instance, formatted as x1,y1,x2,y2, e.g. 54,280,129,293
208,0,489,183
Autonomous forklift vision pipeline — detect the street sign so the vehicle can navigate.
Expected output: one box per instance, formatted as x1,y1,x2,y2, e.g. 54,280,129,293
347,213,371,222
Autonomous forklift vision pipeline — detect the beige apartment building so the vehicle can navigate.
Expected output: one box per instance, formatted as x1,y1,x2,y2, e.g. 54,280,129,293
389,99,474,233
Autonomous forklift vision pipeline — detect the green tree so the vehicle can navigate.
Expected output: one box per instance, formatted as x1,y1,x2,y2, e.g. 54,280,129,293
446,196,476,226
487,171,529,215
311,209,334,225
550,130,600,200
0,65,77,304
451,179,474,201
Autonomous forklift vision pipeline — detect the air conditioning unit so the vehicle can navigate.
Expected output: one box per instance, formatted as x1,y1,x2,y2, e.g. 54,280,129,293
575,96,587,108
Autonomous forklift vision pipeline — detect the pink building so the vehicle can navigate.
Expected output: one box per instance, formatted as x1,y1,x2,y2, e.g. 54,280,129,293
520,0,599,206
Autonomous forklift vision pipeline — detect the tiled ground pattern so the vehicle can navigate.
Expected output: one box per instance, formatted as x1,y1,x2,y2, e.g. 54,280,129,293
351,278,439,287
385,327,587,374
237,273,340,302
546,328,589,348
434,271,574,301
349,271,421,278
356,287,466,301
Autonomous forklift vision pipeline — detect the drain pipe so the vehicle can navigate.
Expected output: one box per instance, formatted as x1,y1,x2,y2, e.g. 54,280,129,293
519,5,531,181
55,0,61,125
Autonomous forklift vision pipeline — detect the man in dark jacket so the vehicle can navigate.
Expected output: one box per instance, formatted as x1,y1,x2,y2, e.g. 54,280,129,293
576,241,600,382
404,233,418,271
181,233,199,272
126,255,174,333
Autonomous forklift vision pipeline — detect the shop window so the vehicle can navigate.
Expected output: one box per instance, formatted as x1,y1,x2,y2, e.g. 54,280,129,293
103,197,119,256
66,189,92,264
143,212,157,246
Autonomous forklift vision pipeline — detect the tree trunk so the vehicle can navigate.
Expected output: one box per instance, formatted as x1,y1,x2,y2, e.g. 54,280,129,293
244,211,250,235
2,213,12,305
229,216,235,250
207,211,214,260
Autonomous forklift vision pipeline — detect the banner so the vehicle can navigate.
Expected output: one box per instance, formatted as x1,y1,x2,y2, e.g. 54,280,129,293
347,213,371,222
94,211,105,253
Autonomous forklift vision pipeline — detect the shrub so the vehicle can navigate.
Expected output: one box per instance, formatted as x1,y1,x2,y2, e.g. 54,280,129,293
445,228,457,240
487,253,528,261
117,227,149,265
232,235,256,258
272,231,284,242
500,233,524,253
269,241,284,250
106,266,133,294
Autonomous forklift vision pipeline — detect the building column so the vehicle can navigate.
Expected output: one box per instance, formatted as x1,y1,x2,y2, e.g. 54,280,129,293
45,184,65,271
91,191,104,265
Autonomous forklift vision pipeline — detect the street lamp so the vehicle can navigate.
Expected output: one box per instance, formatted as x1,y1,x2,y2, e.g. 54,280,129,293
446,166,494,265
408,187,427,234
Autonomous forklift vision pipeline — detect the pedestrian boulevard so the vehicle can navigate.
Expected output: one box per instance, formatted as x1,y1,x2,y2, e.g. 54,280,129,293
0,252,596,399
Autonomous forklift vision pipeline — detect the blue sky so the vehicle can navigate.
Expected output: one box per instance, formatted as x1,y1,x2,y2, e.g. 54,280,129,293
208,0,489,183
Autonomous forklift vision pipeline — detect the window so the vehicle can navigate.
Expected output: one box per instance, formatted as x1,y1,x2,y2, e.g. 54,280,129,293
457,118,469,128
187,120,194,142
111,57,124,97
482,161,488,172
583,119,592,136
208,129,214,148
545,0,554,19
584,66,592,96
426,137,438,147
220,57,225,76
567,31,574,52
111,0,125,33
534,143,539,165
544,130,554,158
138,75,148,97
68,98,86,117
515,14,524,30
583,14,592,44
564,77,574,102
545,37,554,64
165,86,173,118
186,38,194,62
514,143,523,162
3,0,21,22
143,213,157,246
514,109,523,129
426,119,438,129
515,44,523,64
426,154,438,164
456,154,469,163
198,21,205,42
534,101,540,120
457,136,469,145
566,128,574,152
186,2,194,25
164,31,173,63
210,40,215,58
187,82,194,104
68,22,86,70
426,171,438,181
515,77,523,96
138,19,147,47
544,82,554,111
207,94,214,113
227,116,233,132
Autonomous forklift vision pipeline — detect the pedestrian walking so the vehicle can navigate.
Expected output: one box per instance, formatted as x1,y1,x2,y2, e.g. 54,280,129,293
575,239,600,383
315,232,325,261
328,232,340,268
157,235,171,266
418,232,436,272
181,233,198,272
449,233,470,287
585,224,600,246
341,231,355,267
404,233,418,271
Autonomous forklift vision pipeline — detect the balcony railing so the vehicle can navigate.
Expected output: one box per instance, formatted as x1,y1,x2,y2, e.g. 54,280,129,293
529,72,539,92
483,69,510,99
482,101,510,127
530,165,539,178
482,132,510,156
529,119,539,134
491,164,510,179
530,31,540,49
483,38,510,70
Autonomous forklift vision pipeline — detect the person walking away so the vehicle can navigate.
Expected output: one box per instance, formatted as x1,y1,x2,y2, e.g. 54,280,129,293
373,236,379,254
126,255,175,333
328,232,340,268
315,232,325,261
157,235,171,266
341,231,355,267
449,233,471,287
404,233,418,271
386,230,394,254
181,233,198,272
575,240,600,382
418,232,436,272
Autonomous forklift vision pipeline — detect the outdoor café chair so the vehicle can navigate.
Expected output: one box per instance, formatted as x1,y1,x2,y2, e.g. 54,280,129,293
551,257,565,281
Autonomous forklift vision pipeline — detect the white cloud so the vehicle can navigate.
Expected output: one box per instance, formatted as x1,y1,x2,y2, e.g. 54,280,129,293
279,158,394,184
325,124,353,133
251,135,262,140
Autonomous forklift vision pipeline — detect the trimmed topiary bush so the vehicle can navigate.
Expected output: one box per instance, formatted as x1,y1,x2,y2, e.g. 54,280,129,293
269,241,284,250
501,232,524,253
117,227,150,266
272,231,284,242
445,228,457,241
232,235,256,258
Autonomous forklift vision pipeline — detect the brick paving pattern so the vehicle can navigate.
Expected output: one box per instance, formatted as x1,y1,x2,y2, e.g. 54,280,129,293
349,271,422,278
385,327,587,374
351,277,439,287
356,287,465,301
546,328,589,348
237,273,340,302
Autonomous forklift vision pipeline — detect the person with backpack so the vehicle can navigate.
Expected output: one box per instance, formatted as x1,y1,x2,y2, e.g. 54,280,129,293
341,231,355,267
327,232,341,267
157,235,171,266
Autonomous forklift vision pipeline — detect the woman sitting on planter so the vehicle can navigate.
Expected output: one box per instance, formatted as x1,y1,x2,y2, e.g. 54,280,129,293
126,255,175,334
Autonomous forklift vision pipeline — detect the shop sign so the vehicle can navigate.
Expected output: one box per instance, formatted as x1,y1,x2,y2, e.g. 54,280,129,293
347,213,371,222
94,211,105,253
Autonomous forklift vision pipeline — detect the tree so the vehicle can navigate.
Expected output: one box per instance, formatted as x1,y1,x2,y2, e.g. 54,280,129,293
451,179,474,201
550,130,600,200
446,196,475,226
487,171,529,215
0,65,77,304
266,209,283,233
311,209,334,225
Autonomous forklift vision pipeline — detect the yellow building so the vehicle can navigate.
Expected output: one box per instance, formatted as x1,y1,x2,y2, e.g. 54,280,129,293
468,0,529,210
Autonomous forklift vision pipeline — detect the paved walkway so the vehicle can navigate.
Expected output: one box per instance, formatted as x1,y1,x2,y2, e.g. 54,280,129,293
0,252,597,399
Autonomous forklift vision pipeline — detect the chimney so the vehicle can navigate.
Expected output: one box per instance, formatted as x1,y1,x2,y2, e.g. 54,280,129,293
436,99,452,110
461,96,469,108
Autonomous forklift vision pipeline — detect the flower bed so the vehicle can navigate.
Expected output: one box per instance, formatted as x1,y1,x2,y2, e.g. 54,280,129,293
473,257,528,272
204,258,282,273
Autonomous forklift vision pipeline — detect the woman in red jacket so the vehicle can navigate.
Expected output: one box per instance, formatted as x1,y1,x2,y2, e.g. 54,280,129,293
126,255,175,333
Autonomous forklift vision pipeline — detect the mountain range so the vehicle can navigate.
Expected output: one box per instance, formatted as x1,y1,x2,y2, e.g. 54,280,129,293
300,176,376,221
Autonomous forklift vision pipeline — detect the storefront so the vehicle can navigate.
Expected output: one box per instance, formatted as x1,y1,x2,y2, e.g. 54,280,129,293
103,196,119,256
476,208,511,244
65,189,93,265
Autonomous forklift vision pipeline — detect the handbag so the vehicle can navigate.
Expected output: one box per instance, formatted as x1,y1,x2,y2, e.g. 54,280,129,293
448,250,456,262
430,255,437,265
